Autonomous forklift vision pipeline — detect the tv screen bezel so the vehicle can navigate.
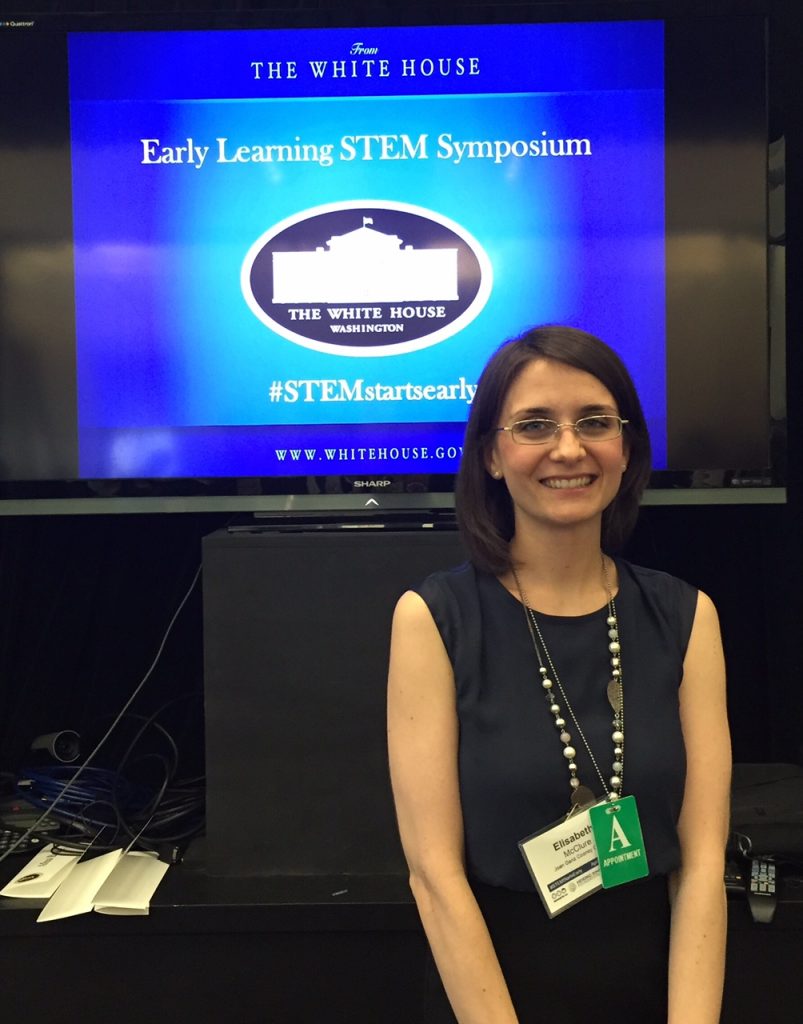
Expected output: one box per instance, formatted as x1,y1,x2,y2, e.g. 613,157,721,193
0,6,785,516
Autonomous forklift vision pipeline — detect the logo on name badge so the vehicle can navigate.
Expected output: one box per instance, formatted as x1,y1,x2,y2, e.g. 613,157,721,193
241,200,492,356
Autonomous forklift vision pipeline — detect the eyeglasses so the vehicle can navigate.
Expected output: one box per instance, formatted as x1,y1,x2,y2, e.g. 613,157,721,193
496,415,629,445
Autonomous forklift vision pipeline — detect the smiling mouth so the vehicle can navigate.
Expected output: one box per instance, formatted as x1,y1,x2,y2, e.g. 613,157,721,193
541,475,595,489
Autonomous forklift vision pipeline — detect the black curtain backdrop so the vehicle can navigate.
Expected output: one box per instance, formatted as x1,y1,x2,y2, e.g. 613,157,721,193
0,513,227,778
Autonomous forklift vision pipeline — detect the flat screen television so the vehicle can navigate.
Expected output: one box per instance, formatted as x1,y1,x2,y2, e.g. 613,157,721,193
0,8,784,516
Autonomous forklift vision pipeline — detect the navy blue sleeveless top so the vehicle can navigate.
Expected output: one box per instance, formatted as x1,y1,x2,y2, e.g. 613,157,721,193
414,560,698,891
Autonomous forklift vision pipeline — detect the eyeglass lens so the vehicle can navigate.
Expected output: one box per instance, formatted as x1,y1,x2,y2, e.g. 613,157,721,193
512,416,622,444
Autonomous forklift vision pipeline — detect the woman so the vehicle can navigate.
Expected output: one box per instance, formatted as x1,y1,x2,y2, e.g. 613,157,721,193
387,325,731,1023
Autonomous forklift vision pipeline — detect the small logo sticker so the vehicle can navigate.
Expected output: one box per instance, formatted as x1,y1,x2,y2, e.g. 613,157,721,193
242,200,492,356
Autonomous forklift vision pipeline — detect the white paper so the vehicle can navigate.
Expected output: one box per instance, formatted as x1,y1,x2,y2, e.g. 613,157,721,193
94,905,150,916
0,844,81,899
9,846,171,923
93,850,169,915
37,849,123,923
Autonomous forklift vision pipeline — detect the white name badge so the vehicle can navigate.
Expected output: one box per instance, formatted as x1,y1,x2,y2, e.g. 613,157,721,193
518,808,603,918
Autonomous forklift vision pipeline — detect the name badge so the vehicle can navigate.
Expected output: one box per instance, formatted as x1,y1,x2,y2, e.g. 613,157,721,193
518,808,602,918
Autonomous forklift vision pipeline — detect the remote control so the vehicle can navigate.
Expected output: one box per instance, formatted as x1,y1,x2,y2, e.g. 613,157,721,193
0,827,45,856
747,857,777,924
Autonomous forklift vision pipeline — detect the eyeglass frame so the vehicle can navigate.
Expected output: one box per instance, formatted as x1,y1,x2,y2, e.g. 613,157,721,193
495,414,630,446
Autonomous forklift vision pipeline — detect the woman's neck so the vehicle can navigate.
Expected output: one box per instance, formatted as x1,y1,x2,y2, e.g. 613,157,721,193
504,523,615,615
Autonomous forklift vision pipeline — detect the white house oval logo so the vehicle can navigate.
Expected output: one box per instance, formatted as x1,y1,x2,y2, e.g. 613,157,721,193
241,200,492,356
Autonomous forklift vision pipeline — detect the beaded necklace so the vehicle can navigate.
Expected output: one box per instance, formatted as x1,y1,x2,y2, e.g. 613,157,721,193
512,557,624,806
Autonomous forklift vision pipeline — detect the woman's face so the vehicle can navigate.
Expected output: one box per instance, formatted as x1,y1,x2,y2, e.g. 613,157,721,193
487,357,628,537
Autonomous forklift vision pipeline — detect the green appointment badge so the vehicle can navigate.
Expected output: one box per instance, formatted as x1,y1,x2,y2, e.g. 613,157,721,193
589,795,649,888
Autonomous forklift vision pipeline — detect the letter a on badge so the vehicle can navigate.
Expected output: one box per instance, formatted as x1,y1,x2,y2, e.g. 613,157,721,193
609,814,632,853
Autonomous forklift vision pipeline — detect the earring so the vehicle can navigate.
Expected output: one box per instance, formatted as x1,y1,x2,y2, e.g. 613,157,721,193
492,470,502,479
621,463,628,472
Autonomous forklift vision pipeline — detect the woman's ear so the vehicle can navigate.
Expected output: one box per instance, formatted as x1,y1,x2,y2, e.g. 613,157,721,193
621,435,630,472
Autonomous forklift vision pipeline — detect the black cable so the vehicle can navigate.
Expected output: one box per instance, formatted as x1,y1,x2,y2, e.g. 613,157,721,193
0,564,202,865
109,695,204,849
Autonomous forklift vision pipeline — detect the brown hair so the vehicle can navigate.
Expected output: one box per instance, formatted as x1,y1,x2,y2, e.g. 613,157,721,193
455,325,652,574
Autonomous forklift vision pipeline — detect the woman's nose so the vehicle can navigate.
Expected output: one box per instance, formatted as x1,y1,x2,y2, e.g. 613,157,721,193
550,424,586,459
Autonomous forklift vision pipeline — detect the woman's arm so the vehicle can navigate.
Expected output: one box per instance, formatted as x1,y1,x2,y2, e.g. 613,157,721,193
667,590,732,1024
387,590,519,1024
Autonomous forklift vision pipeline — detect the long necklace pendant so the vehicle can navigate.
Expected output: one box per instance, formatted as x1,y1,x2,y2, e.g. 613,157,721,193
606,679,623,712
570,784,596,809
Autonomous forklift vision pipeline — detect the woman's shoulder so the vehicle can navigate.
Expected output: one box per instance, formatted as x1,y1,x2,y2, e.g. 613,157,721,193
413,560,506,609
414,560,476,597
411,561,479,621
617,558,700,652
408,561,500,658
618,558,698,600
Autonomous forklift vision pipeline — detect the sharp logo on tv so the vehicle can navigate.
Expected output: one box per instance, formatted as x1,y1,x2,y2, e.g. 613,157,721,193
241,200,492,356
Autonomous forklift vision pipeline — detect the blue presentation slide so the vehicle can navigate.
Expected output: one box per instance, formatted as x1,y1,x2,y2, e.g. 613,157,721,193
68,21,666,476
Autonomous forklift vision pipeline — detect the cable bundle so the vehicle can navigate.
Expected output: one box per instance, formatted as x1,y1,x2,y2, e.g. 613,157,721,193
15,695,205,856
0,565,204,865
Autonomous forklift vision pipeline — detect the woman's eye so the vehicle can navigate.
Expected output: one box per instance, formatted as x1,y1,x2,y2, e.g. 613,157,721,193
518,419,552,436
579,416,611,434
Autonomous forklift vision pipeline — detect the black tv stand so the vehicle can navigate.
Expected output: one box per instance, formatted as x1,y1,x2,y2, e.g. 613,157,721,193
226,507,459,533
